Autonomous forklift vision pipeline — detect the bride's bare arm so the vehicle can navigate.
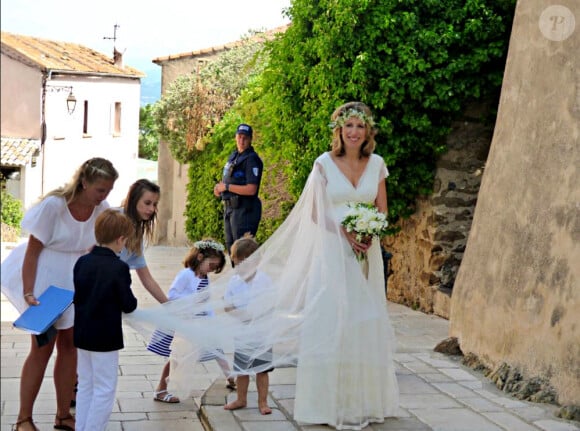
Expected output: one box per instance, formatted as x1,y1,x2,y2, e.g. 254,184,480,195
375,179,388,215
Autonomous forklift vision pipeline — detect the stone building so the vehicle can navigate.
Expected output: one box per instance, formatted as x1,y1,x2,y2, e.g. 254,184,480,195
385,101,494,319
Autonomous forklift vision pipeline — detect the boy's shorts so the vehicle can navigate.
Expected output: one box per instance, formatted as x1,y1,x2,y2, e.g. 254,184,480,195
233,347,274,374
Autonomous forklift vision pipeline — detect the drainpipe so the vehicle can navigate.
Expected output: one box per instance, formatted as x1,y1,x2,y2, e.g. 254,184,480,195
40,70,52,196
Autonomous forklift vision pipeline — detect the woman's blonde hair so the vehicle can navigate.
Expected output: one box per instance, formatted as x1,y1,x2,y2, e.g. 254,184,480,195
330,101,377,158
45,158,118,203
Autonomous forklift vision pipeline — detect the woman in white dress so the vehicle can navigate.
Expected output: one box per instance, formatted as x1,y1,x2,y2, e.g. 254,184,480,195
1,158,118,431
127,102,399,430
291,101,399,429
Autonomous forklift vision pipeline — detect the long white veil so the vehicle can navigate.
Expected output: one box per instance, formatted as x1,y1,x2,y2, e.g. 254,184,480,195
125,164,395,399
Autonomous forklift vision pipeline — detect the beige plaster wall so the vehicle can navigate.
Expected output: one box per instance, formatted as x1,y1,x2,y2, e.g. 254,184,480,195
450,0,579,405
155,54,222,246
0,55,42,138
155,58,195,245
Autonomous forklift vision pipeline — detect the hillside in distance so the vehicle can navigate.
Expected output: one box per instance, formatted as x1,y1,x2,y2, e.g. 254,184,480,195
140,66,161,106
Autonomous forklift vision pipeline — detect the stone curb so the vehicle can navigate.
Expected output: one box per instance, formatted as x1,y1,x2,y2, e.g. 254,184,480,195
200,380,239,431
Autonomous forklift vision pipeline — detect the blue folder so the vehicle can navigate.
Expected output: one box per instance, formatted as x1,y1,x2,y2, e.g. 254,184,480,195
13,286,74,335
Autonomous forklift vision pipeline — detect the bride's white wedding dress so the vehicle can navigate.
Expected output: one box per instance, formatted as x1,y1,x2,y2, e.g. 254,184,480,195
292,152,399,430
126,152,399,430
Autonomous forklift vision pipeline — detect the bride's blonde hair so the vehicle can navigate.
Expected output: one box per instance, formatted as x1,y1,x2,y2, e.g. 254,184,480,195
330,101,377,158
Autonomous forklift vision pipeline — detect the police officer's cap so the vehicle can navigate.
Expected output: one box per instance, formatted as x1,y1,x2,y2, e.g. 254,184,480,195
236,123,253,138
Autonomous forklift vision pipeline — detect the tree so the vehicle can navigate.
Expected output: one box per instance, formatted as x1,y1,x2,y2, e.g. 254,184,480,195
139,104,159,160
1,181,23,236
152,32,270,163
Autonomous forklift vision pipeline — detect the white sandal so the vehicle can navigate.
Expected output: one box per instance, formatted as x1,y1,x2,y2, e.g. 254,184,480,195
153,389,180,403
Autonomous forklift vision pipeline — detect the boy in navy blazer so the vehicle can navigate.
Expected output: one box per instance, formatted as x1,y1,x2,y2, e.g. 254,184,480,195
73,209,137,431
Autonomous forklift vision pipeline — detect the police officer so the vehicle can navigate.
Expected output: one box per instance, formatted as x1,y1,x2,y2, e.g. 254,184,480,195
213,123,263,254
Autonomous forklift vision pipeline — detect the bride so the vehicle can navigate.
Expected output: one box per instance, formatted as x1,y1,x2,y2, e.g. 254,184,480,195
127,101,399,430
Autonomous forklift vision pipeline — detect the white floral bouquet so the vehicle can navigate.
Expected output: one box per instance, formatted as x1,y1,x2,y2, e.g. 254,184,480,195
341,202,389,261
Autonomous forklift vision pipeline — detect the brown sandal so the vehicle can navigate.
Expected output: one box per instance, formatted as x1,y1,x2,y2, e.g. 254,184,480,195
12,417,38,431
54,413,75,431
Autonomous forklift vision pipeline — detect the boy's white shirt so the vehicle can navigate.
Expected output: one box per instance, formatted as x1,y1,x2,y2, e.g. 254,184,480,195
224,270,272,315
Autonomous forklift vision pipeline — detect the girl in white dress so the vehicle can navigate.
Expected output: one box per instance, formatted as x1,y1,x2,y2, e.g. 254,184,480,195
1,158,118,431
223,234,274,415
147,239,232,403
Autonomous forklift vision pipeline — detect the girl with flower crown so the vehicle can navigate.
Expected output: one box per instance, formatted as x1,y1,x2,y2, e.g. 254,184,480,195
146,239,231,403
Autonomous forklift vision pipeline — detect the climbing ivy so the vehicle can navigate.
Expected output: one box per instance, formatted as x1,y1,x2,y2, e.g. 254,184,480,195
255,0,515,221
152,32,268,163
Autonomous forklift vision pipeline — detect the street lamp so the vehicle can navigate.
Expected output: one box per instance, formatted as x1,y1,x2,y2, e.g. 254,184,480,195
46,85,77,115
65,90,77,114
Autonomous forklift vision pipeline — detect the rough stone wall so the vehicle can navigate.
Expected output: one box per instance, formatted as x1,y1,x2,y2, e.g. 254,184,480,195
385,104,493,318
449,0,579,406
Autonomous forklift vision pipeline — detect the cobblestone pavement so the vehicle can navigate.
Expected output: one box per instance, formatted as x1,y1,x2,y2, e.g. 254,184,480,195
1,244,578,431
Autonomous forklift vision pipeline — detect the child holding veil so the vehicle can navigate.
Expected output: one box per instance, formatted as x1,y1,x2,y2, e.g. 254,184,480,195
147,239,233,403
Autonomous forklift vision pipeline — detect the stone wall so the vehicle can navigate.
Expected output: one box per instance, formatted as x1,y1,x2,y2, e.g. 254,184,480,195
449,0,579,406
385,103,494,319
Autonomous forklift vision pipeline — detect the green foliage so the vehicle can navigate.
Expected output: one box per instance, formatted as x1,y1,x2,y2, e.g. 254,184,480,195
164,1,515,243
139,104,159,160
152,32,270,164
184,146,226,242
1,188,23,232
258,0,515,221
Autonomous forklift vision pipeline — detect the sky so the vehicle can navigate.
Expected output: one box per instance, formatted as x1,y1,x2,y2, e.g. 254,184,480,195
1,0,292,73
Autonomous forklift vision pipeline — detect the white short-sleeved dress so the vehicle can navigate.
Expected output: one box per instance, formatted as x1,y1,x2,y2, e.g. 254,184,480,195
1,196,109,329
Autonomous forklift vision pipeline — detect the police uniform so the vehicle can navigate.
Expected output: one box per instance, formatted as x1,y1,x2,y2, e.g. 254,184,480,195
221,146,263,252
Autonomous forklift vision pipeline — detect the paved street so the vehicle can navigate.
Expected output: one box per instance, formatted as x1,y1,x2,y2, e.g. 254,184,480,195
1,244,578,431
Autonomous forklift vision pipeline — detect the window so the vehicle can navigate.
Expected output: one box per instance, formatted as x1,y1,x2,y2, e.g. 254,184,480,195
82,101,90,136
114,102,122,135
196,59,209,74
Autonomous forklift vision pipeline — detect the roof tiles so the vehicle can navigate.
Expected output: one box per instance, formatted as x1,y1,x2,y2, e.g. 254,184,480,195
1,31,144,77
1,138,40,167
153,24,289,64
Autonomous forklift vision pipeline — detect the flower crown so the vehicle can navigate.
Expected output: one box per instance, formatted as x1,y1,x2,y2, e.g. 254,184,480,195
194,240,225,252
329,108,376,129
